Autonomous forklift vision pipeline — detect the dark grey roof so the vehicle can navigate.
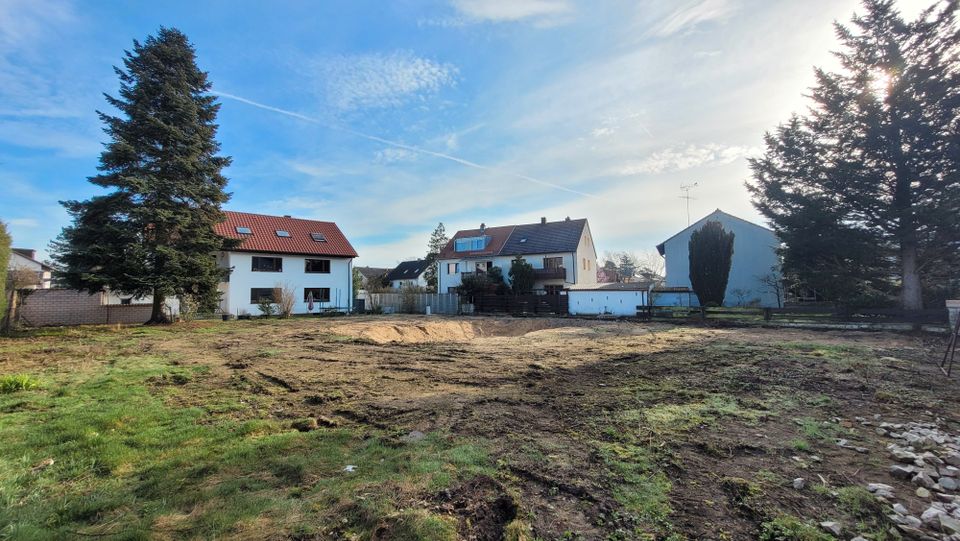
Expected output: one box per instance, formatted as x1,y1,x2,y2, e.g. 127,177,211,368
386,259,428,281
499,219,587,256
355,266,390,281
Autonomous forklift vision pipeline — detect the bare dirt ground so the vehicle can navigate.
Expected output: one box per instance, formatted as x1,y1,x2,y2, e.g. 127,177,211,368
132,315,959,540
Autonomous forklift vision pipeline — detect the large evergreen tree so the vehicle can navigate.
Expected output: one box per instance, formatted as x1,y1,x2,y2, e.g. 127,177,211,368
52,28,237,323
423,222,448,292
688,221,735,307
748,0,960,309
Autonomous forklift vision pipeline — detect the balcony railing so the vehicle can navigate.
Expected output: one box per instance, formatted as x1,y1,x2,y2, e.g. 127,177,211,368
533,267,566,280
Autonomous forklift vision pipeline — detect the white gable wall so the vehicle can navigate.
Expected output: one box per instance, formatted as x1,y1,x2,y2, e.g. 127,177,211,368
662,211,781,307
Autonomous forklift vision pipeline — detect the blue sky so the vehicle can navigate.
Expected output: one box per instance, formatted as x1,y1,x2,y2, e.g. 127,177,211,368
0,0,929,267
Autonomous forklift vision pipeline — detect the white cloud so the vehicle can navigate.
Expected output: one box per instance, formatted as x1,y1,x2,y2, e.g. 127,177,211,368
374,147,418,164
313,51,458,111
649,0,735,37
7,218,40,228
614,143,758,176
449,0,574,26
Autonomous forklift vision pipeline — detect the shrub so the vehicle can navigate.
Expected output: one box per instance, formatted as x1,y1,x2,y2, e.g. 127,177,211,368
274,283,295,318
257,297,276,318
0,374,41,394
399,285,424,314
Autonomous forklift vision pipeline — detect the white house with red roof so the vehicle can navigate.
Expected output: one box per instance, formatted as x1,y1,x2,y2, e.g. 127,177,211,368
213,211,358,316
437,217,597,294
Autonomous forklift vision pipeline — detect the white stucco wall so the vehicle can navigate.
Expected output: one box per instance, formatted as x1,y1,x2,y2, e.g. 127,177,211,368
568,290,648,316
574,222,598,286
391,275,427,289
661,211,782,307
219,251,353,315
9,252,52,289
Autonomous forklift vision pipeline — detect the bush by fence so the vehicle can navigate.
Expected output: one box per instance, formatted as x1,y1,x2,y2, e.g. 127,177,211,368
367,293,461,315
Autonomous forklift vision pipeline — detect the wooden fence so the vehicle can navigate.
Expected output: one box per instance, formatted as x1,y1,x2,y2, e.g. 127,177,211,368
639,305,948,326
473,294,568,315
366,293,461,315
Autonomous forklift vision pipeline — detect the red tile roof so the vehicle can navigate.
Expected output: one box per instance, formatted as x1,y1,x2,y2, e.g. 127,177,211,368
215,211,358,258
437,225,515,259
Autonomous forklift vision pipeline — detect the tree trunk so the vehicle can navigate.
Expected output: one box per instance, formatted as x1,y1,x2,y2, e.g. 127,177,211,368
147,288,169,324
900,241,923,310
1,290,17,334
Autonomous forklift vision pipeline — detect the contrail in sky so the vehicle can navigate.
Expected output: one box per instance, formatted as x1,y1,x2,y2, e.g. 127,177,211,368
212,90,599,199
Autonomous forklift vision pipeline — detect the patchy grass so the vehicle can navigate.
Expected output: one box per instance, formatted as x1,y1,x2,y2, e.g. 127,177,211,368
0,374,41,394
0,351,494,539
759,515,835,541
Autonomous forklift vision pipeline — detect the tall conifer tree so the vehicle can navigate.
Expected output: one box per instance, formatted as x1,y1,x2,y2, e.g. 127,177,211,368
688,221,735,307
748,1,960,309
52,28,237,323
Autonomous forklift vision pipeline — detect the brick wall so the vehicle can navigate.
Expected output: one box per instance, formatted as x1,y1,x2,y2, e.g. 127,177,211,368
18,289,154,327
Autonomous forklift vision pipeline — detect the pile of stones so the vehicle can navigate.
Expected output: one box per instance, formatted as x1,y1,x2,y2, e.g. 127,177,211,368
863,418,960,540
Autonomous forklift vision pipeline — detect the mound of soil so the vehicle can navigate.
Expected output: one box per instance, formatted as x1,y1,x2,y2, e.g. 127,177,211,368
329,317,590,344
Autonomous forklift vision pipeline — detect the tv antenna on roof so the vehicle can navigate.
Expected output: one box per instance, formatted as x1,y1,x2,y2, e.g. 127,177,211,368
679,182,698,226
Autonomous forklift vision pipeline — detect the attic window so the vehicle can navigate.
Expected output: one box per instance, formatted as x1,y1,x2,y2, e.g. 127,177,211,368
519,238,527,243
310,232,327,242
275,230,291,237
236,226,252,235
454,236,490,252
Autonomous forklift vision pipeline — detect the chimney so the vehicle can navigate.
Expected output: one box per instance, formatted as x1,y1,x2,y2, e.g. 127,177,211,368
565,216,571,221
479,223,486,234
540,217,547,225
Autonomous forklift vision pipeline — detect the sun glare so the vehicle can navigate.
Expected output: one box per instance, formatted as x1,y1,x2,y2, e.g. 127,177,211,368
869,70,892,98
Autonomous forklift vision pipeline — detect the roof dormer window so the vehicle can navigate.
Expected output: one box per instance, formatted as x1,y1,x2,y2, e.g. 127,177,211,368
275,230,291,237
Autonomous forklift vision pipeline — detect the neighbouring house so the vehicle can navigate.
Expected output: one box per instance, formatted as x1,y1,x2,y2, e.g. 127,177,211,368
355,266,390,291
437,217,597,294
385,259,429,289
655,209,782,308
9,248,53,289
567,282,652,316
213,211,358,316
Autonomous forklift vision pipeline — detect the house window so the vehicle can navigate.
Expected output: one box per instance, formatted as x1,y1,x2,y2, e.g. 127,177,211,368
275,230,291,237
544,257,563,269
454,236,489,252
447,263,459,274
250,288,275,304
120,297,132,305
252,256,282,272
310,232,327,242
235,226,252,235
544,285,564,295
303,287,330,302
305,259,331,273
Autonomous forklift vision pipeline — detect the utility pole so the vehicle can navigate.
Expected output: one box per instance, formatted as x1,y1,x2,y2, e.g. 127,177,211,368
679,182,698,226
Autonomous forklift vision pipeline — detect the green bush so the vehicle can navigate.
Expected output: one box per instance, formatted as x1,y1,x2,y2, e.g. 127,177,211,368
0,374,42,393
759,516,835,541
